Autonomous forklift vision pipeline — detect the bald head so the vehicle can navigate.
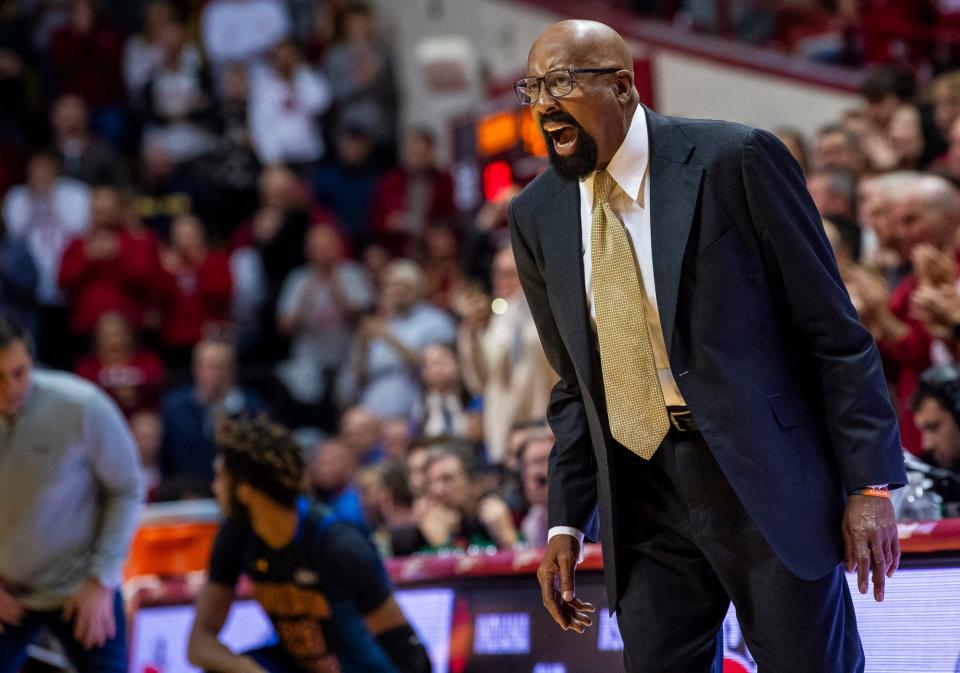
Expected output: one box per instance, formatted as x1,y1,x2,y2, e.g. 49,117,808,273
529,20,632,73
524,21,638,179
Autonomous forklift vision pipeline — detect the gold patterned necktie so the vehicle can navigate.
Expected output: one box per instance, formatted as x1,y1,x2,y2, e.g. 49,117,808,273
591,169,670,459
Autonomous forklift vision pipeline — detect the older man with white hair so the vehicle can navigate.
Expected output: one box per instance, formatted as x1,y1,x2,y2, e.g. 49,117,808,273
851,172,960,455
341,260,456,418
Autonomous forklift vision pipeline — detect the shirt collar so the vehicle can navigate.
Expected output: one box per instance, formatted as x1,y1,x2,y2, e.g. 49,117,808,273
591,107,649,203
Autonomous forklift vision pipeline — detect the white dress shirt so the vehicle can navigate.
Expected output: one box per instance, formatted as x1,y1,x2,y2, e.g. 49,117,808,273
547,108,684,555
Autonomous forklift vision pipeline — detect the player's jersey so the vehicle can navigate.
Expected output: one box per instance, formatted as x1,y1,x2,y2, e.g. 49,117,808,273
209,498,398,673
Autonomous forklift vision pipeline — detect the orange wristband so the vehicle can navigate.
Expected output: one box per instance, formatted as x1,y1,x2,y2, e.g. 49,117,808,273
850,487,891,498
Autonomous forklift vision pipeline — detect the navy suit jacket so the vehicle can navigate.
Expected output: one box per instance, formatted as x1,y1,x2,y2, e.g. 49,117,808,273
508,106,907,608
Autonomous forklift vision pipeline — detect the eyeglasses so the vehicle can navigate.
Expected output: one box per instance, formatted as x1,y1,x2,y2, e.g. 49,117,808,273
513,67,621,105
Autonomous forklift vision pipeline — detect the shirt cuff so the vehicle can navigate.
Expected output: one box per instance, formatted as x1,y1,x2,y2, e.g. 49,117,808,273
547,526,585,564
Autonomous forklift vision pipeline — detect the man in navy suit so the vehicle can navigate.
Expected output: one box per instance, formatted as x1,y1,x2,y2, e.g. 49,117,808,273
509,20,907,673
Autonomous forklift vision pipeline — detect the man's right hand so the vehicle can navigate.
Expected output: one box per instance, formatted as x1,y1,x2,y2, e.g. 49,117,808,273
0,583,25,633
536,535,595,633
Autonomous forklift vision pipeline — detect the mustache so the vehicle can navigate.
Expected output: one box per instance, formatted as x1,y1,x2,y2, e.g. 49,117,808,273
540,112,581,130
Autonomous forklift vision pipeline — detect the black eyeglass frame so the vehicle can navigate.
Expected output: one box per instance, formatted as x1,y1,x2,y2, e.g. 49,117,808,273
513,67,622,105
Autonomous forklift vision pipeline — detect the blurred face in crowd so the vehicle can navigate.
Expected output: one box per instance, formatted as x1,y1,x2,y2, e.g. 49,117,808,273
171,214,206,257
310,440,356,493
526,21,636,181
893,193,957,251
813,131,863,175
403,131,435,173
222,64,249,102
859,178,905,256
933,82,960,136
52,94,88,139
522,435,552,507
421,344,460,392
95,312,134,360
806,174,852,219
382,265,421,314
271,40,299,77
424,226,458,261
864,93,900,131
0,340,32,417
192,341,235,404
336,131,373,168
406,445,430,497
259,167,297,210
160,21,187,65
340,406,381,453
915,397,960,472
143,0,174,39
492,246,521,299
306,224,343,268
131,411,163,467
343,9,374,43
888,106,924,169
90,186,122,230
426,453,473,511
381,418,411,460
26,154,58,193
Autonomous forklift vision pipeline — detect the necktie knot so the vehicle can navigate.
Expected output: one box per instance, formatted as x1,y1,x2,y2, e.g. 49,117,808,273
593,170,614,208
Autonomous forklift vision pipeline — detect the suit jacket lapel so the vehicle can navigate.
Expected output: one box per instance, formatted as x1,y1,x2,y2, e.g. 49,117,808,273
646,107,703,356
542,174,597,393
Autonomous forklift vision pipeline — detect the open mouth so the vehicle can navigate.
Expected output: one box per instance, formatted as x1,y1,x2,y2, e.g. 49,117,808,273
543,121,579,156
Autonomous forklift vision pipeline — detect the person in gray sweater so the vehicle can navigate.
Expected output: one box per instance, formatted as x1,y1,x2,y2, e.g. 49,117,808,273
0,316,143,673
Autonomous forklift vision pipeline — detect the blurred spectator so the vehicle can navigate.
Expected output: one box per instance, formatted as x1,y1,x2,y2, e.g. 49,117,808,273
199,62,260,239
406,438,430,499
422,225,467,310
159,335,265,487
381,417,412,461
58,184,161,341
379,459,420,556
456,245,556,463
47,0,127,144
931,71,960,147
912,366,960,474
323,1,397,155
130,409,163,501
0,316,142,670
807,169,861,259
249,38,331,168
888,105,926,170
3,149,89,364
275,223,373,429
418,443,518,550
201,0,291,85
370,127,456,256
849,174,960,455
157,214,233,369
339,405,384,465
141,18,215,164
411,342,473,441
75,311,165,417
123,0,177,105
340,260,456,417
309,437,366,527
50,94,125,186
312,122,381,248
857,171,915,286
0,220,38,338
518,427,553,548
134,138,200,239
812,123,866,175
773,126,809,175
859,66,916,134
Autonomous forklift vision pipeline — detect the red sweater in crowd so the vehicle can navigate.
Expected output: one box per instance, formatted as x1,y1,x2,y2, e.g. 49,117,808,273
369,168,456,252
59,231,161,335
75,350,166,416
157,251,233,348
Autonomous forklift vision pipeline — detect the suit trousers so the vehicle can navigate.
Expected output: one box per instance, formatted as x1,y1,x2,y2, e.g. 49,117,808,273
613,429,864,673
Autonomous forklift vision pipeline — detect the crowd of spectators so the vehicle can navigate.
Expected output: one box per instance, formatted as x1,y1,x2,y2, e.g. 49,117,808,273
0,0,558,558
627,0,960,74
